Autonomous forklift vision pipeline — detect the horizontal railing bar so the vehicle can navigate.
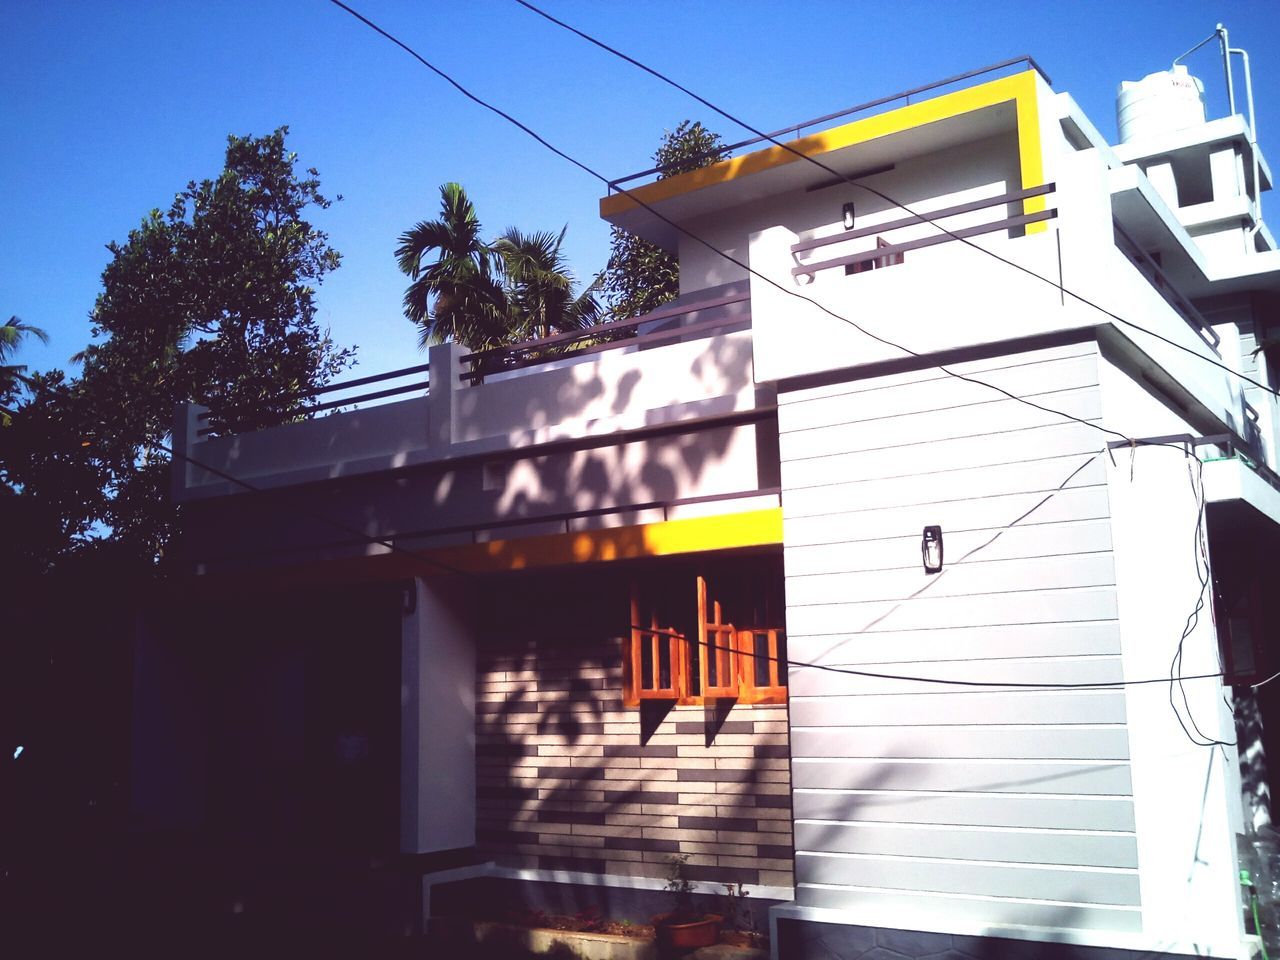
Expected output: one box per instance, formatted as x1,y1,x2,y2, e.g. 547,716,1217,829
791,209,1057,277
608,57,1051,190
791,183,1057,255
461,292,749,364
294,381,428,414
194,363,431,421
307,363,430,397
197,381,428,436
460,311,750,384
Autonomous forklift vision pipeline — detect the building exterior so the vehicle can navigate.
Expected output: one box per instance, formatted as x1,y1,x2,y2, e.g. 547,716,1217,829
148,54,1280,959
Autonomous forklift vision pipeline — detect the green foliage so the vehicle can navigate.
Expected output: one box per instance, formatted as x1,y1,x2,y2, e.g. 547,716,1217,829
397,183,601,351
1,127,353,573
0,317,49,421
602,121,728,321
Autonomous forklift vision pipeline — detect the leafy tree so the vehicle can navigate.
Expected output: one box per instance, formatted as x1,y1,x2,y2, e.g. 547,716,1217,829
397,183,601,350
0,372,106,576
1,127,353,572
602,121,728,321
0,318,49,422
397,182,507,350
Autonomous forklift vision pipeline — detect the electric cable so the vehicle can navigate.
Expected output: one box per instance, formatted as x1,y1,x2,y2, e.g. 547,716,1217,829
325,0,1233,745
0,415,1235,705
632,622,1233,691
323,0,1145,453
512,0,1280,401
2,9,1235,743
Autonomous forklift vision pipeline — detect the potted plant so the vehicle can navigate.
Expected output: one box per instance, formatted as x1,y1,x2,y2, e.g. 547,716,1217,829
651,855,722,952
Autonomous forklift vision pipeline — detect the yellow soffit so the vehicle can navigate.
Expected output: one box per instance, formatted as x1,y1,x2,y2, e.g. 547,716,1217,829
600,70,1047,232
430,507,784,573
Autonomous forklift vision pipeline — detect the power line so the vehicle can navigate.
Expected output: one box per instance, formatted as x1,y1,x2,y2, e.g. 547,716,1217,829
324,0,1143,453
1,411,1241,725
512,0,1280,402
503,0,1239,746
4,7,1234,743
323,0,1235,745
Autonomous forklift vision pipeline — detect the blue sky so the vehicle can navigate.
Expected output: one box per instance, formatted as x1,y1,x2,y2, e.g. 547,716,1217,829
2,0,1277,382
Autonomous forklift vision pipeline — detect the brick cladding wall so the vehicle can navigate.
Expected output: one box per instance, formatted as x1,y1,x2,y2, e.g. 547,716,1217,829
475,630,794,888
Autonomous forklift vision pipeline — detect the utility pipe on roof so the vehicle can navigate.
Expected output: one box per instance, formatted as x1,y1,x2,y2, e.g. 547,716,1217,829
1228,43,1265,241
1175,25,1264,244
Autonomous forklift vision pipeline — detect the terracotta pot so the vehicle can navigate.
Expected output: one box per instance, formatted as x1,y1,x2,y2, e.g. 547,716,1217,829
651,913,723,951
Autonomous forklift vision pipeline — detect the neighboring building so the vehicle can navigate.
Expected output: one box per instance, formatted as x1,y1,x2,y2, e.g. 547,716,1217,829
147,50,1280,959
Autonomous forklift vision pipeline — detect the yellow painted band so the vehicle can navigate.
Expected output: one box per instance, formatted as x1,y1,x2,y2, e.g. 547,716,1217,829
601,70,1047,231
431,507,784,573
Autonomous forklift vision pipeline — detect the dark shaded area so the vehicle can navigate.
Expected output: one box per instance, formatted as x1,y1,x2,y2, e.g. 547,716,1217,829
429,874,779,953
1210,500,1280,828
640,699,677,743
777,918,1201,960
1,575,422,959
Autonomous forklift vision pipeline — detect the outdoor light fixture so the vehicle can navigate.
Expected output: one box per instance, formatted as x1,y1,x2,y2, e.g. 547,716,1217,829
922,525,943,574
842,202,856,230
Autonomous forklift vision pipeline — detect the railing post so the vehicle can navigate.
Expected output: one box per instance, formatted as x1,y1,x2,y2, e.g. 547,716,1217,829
427,343,462,452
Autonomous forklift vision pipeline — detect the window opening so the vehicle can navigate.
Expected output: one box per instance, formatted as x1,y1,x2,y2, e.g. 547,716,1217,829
625,566,787,706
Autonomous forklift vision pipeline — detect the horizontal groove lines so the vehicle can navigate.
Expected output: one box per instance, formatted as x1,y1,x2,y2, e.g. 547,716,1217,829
794,820,1138,868
777,343,1137,923
792,790,1136,832
790,723,1131,760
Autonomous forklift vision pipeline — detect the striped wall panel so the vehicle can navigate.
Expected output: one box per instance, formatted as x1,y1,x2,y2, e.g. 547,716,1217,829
475,633,794,888
778,342,1137,931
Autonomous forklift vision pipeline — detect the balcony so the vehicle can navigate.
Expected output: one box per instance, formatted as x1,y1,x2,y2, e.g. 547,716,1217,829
173,284,760,502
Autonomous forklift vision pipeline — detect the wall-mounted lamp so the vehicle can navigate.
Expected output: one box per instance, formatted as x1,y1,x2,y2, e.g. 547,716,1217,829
922,525,943,574
842,202,856,231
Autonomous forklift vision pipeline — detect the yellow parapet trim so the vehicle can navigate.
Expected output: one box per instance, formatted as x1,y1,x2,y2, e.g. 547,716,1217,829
430,507,784,573
601,70,1047,233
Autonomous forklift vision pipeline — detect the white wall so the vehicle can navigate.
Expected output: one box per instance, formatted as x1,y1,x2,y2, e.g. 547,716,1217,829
779,342,1145,935
180,329,760,502
675,133,1023,297
401,576,477,854
1098,351,1246,957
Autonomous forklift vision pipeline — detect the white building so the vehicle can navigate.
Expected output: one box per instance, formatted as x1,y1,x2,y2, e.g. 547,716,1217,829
153,51,1280,960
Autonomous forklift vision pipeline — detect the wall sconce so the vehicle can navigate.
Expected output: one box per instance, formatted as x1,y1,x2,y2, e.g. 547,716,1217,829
842,202,856,231
922,525,943,574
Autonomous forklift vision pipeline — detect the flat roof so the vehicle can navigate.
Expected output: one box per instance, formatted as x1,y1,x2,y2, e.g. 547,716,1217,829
599,70,1048,249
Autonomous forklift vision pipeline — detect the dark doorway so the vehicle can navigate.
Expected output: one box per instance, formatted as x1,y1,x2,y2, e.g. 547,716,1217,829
196,580,404,941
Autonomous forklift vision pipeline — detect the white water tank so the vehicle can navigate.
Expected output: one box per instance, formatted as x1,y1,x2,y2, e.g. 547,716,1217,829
1116,65,1206,143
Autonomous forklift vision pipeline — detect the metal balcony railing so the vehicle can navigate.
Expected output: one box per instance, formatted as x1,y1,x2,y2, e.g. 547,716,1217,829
789,183,1058,281
459,291,750,385
195,363,430,438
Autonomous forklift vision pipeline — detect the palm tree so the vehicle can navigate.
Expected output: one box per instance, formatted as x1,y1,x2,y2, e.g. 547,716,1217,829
1,317,49,422
493,227,603,341
397,184,601,352
396,183,507,351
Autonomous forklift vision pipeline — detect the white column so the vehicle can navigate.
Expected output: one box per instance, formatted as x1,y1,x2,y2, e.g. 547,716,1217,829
1209,145,1244,202
1103,364,1246,957
400,575,477,853
1144,160,1181,210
